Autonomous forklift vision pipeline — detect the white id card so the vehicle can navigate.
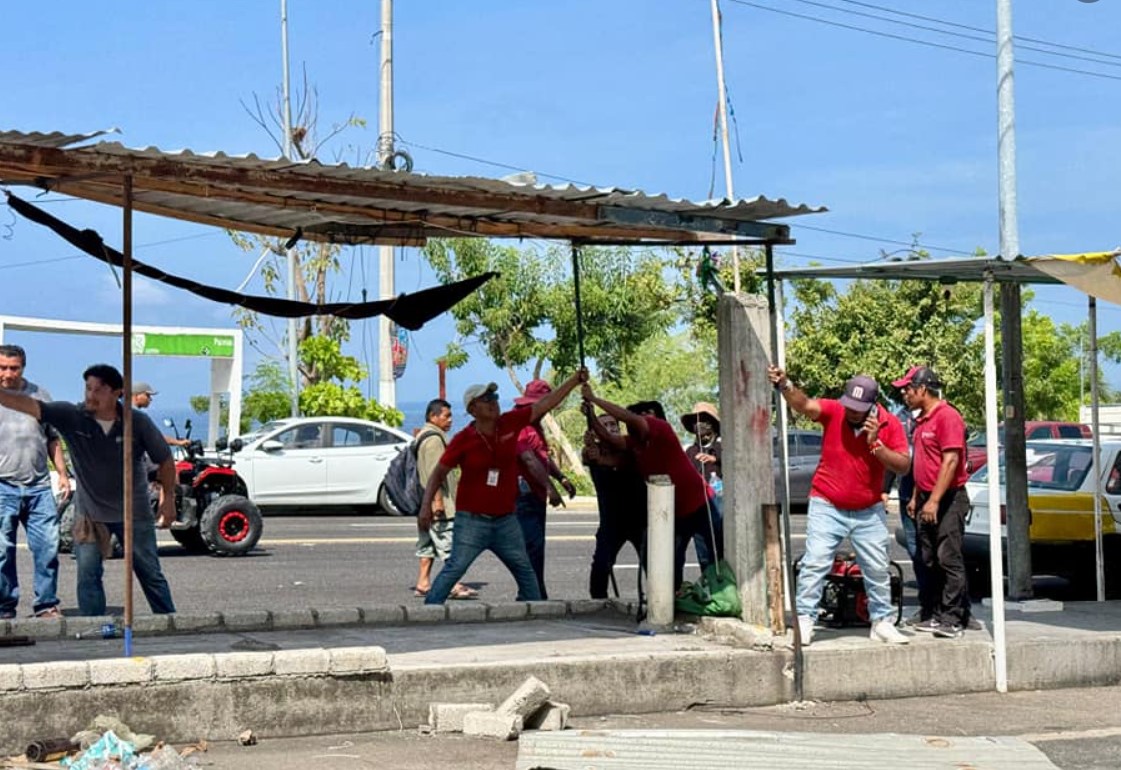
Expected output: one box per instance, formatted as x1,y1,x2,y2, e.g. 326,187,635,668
486,469,500,486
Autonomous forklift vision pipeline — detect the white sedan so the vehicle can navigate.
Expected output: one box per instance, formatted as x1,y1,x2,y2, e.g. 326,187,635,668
229,417,412,511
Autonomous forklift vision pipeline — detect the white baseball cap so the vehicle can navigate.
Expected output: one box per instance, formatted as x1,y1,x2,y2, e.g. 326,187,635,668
463,382,498,411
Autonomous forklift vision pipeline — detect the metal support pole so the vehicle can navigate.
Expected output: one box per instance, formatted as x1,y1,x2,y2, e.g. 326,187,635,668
1090,296,1104,601
281,0,300,417
377,0,397,407
709,0,740,293
645,476,675,628
572,244,586,367
983,274,1007,693
122,175,135,657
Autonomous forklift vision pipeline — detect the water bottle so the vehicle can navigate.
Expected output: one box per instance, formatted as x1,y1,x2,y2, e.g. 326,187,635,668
709,472,724,499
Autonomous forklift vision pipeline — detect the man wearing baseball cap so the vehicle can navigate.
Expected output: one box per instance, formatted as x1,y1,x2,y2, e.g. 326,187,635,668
894,365,971,639
131,382,189,448
417,369,587,605
768,365,912,646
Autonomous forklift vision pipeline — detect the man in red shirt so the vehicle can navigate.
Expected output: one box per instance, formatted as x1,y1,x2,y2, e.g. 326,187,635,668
895,365,971,639
581,388,719,590
418,369,585,605
769,365,912,646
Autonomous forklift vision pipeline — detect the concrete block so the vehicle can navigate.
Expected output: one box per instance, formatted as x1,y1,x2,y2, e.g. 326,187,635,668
89,657,153,686
0,664,21,691
567,599,607,615
271,609,317,630
447,602,487,623
486,602,528,621
170,611,222,632
65,615,115,639
152,653,217,682
360,605,406,625
23,661,88,690
428,703,493,733
12,617,65,640
527,601,567,618
496,675,551,718
131,614,172,635
214,652,275,679
315,607,361,627
221,610,271,631
404,605,446,623
462,711,523,740
525,700,570,731
608,598,637,617
329,646,389,675
273,648,330,676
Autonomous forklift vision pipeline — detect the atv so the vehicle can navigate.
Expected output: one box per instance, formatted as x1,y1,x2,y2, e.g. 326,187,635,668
165,419,263,557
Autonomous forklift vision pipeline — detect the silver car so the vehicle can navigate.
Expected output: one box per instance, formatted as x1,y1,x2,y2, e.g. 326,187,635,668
774,429,822,508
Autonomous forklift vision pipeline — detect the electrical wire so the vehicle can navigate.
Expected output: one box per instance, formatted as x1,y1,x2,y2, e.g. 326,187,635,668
394,137,597,187
724,0,1121,82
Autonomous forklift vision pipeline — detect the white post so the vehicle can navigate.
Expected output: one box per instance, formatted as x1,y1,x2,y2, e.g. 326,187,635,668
1090,296,1105,601
376,0,397,408
280,0,299,418
708,0,740,293
983,274,1008,693
645,475,675,628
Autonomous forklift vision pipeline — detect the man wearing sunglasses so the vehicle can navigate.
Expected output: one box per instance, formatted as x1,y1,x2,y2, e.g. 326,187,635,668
418,369,587,605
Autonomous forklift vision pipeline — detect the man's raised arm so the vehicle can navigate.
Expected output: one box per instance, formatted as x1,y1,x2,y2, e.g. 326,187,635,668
0,390,42,420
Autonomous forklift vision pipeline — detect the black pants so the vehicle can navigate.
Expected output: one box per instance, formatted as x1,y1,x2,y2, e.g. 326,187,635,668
588,465,646,599
916,486,969,625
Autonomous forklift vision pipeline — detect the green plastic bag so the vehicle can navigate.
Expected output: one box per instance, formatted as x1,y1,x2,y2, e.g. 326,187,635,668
674,559,741,617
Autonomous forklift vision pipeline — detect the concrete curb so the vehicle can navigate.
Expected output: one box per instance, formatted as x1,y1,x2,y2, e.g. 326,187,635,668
0,599,617,641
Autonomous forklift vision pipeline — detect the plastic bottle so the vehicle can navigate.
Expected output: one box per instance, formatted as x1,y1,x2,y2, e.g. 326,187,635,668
709,472,724,499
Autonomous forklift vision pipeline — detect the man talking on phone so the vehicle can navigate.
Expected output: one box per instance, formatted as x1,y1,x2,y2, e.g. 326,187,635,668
769,365,911,646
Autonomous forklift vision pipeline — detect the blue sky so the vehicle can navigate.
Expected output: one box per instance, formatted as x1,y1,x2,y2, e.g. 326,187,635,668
2,0,1120,430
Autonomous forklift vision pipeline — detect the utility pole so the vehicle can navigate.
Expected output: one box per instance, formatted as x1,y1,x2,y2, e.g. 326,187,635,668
376,0,397,408
281,0,299,417
709,0,740,293
996,0,1032,599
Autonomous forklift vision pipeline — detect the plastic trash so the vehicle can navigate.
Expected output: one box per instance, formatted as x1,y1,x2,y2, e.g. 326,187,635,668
60,730,137,770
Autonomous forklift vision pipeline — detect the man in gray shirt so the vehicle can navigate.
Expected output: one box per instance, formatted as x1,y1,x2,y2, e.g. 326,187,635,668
0,363,176,616
0,345,70,619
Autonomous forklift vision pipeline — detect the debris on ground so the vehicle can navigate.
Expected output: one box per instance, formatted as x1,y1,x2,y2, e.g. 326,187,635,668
3,718,211,769
236,730,257,747
425,676,572,741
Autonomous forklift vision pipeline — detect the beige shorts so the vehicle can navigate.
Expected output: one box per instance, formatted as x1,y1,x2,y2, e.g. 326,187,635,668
416,517,454,560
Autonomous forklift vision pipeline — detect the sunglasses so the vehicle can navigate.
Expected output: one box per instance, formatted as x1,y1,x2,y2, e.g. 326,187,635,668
473,391,499,405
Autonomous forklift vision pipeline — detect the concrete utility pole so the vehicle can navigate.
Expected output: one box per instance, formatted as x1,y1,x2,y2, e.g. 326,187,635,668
709,0,741,293
281,0,300,417
376,0,397,408
996,0,1032,599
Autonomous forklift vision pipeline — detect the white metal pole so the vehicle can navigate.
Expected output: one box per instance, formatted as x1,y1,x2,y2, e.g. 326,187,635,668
709,0,740,293
281,0,299,418
377,0,397,408
1090,296,1104,601
645,476,676,628
984,274,1008,693
996,0,1020,260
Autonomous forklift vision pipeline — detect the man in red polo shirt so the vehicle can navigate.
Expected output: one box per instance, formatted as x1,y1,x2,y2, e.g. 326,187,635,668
769,365,911,646
581,387,719,590
418,369,586,605
895,365,971,639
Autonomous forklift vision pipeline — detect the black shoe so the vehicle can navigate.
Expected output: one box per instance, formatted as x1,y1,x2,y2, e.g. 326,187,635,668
911,618,940,633
903,609,926,627
933,623,964,639
964,615,983,631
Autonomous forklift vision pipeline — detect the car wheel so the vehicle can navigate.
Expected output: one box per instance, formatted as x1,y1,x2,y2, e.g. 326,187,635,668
966,560,992,599
170,526,209,554
377,484,404,516
199,495,263,556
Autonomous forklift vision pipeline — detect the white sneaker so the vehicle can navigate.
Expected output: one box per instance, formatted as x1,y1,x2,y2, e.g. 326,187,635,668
796,615,815,646
870,619,910,645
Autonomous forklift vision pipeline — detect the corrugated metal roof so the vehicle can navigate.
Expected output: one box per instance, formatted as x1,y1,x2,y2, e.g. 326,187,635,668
0,128,118,149
516,729,1061,770
0,130,824,246
766,256,1062,285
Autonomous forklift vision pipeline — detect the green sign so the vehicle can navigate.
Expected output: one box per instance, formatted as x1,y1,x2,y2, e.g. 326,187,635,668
131,333,235,358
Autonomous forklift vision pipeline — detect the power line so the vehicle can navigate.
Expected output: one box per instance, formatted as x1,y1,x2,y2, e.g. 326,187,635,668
790,223,978,257
395,137,597,187
724,0,1121,83
0,230,221,272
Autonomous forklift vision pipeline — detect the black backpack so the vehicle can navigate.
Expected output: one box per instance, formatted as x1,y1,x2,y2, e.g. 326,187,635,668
383,430,441,516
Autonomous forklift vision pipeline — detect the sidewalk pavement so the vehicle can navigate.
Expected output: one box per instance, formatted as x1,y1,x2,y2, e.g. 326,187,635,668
1,596,1120,755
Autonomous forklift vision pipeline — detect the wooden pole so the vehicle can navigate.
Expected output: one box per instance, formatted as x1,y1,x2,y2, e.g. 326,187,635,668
762,503,784,633
122,175,135,656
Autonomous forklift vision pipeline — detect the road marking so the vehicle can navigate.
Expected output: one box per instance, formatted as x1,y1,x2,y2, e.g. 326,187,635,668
1021,726,1121,743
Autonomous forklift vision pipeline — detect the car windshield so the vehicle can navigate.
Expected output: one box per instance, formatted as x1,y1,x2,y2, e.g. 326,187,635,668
968,428,1005,448
970,443,1093,492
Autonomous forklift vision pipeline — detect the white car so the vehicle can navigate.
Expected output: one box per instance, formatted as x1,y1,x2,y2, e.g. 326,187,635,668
230,417,413,511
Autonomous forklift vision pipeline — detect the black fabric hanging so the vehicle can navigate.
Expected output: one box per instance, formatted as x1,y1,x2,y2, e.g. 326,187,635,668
5,192,495,330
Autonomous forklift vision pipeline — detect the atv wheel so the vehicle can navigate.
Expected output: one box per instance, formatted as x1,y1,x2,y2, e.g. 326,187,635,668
199,495,262,556
377,484,404,516
170,526,209,554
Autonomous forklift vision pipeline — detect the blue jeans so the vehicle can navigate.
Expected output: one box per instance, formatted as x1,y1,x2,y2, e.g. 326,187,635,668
691,495,723,571
0,481,60,615
515,492,548,600
426,511,542,604
796,497,894,622
675,500,723,590
75,513,176,616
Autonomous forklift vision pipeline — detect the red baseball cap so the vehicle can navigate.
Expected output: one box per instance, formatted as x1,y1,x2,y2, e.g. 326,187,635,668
892,365,941,389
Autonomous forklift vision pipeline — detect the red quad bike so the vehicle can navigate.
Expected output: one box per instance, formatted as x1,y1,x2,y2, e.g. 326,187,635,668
164,419,263,556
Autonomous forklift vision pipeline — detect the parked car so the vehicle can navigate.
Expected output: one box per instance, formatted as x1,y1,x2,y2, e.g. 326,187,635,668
774,429,823,508
965,421,1092,474
229,417,413,511
964,438,1121,596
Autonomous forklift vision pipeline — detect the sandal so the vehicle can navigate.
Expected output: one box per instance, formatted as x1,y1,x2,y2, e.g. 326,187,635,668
413,587,429,598
450,585,479,600
34,606,62,619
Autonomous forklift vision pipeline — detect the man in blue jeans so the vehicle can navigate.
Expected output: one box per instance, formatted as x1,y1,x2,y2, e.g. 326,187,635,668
769,365,912,646
0,345,70,619
0,364,176,616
